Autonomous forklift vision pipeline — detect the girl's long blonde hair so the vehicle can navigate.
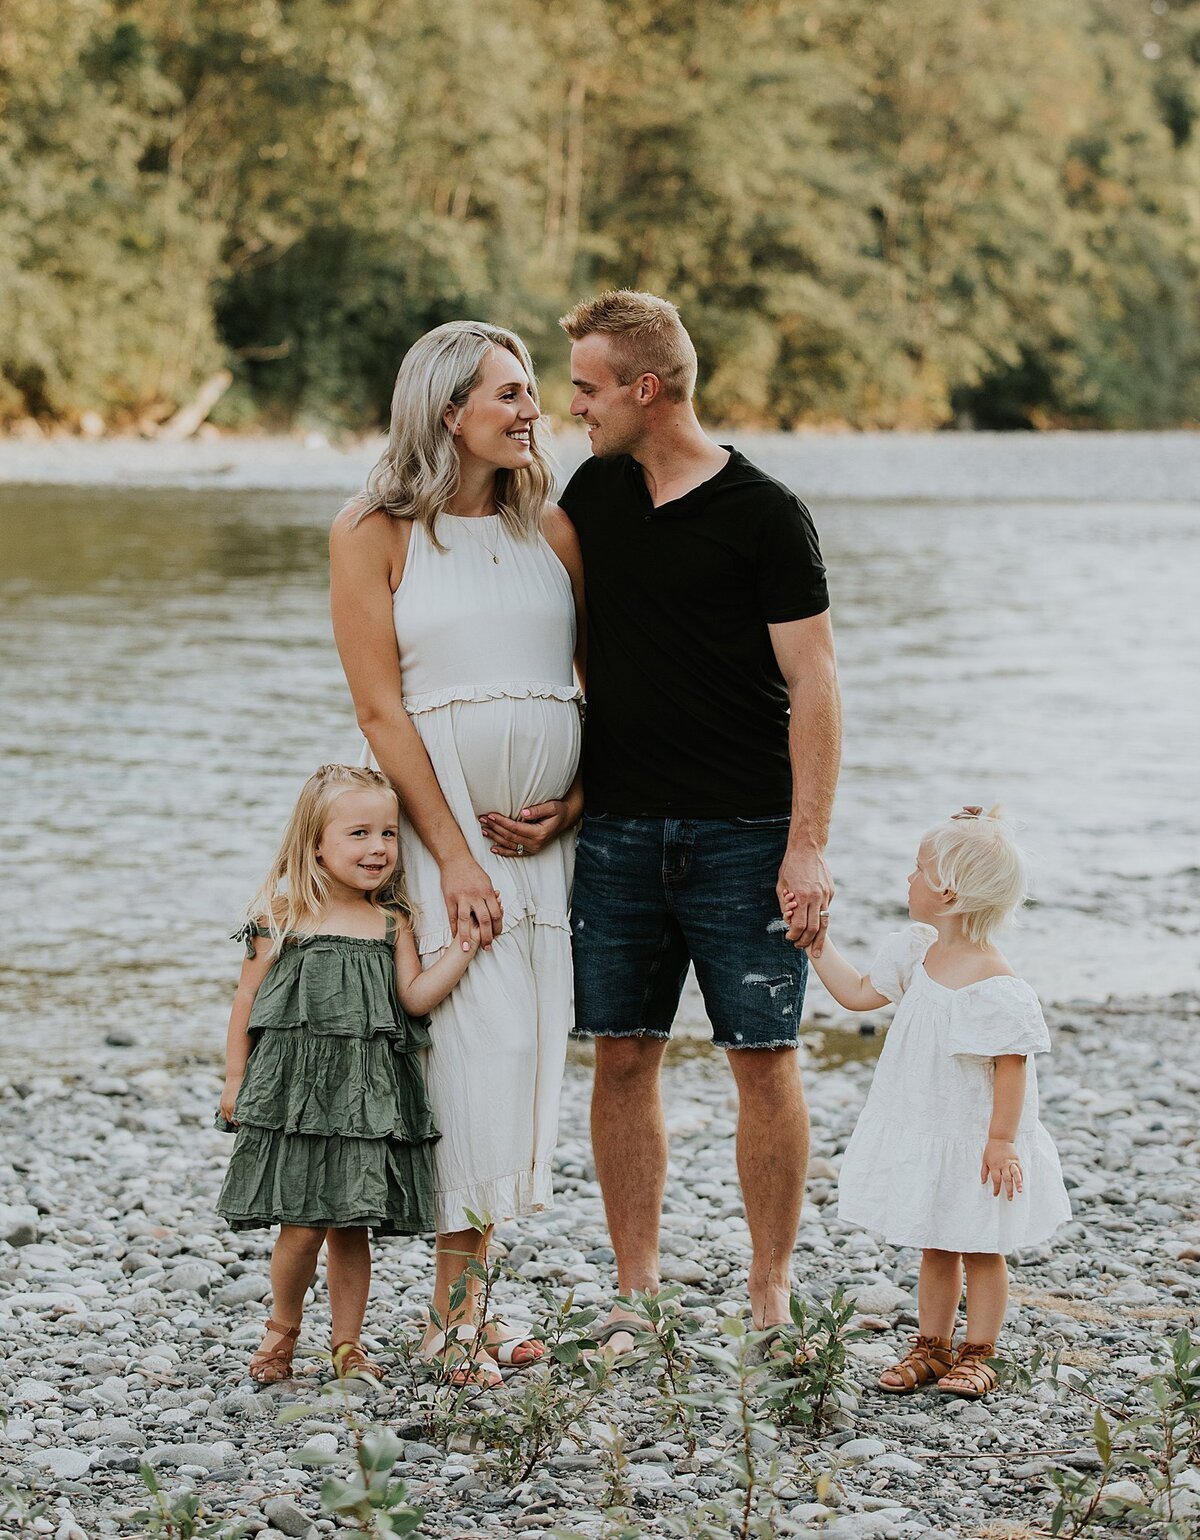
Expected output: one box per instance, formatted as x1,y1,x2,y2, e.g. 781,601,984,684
247,765,412,954
345,321,554,548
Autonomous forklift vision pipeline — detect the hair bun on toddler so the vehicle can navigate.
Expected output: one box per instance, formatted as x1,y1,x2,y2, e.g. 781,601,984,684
950,803,1006,823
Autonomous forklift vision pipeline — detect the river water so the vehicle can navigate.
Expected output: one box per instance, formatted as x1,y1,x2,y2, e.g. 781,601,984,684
1,435,1197,1072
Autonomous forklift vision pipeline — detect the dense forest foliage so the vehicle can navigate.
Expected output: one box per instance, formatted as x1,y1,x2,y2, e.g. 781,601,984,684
2,0,1198,431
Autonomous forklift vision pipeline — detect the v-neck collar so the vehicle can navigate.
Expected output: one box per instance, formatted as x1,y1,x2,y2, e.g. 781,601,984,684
629,445,741,518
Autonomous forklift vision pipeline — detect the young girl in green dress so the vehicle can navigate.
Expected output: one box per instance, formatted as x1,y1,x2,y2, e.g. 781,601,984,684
216,763,480,1384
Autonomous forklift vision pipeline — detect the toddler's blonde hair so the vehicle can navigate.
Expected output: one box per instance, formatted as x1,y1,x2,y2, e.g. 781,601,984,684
247,765,412,954
922,805,1028,946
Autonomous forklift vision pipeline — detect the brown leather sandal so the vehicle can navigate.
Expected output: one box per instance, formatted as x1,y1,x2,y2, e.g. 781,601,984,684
877,1333,954,1393
937,1340,998,1399
248,1318,301,1384
332,1340,386,1382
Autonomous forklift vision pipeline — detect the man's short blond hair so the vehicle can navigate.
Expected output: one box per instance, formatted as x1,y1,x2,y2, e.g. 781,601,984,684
559,290,698,403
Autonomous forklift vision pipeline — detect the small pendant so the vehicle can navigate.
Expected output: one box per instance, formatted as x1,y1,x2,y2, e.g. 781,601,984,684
492,555,500,564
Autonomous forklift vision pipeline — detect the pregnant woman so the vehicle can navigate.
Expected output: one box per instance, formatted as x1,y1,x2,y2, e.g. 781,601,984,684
330,322,585,1385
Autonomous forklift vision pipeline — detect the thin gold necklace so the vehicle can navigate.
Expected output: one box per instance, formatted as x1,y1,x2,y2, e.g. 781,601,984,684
459,514,501,564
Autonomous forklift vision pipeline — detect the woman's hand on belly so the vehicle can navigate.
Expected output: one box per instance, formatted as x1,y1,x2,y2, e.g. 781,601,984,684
481,796,580,859
441,853,505,949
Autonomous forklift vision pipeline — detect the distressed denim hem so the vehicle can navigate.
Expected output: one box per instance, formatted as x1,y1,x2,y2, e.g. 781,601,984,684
571,1026,672,1042
721,1038,799,1051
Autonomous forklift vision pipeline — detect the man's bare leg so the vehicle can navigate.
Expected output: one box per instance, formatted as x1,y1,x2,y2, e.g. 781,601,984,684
591,1035,670,1350
727,1047,809,1327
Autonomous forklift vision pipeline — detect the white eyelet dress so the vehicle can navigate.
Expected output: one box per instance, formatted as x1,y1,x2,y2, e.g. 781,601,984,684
836,924,1072,1253
370,515,582,1234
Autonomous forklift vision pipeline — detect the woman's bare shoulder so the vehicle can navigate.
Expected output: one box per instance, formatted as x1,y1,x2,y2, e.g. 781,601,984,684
330,502,412,579
541,503,573,536
332,497,389,541
541,503,581,556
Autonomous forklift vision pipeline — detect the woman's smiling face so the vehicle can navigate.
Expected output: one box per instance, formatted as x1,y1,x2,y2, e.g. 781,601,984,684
448,346,540,473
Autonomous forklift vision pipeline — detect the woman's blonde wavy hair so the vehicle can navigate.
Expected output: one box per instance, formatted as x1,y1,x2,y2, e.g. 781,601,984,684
922,804,1029,946
247,765,412,955
345,321,554,548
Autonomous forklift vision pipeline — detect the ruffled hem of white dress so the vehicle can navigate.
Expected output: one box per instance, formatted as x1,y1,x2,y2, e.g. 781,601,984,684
415,903,571,958
836,1114,1072,1253
403,680,583,717
435,1159,554,1234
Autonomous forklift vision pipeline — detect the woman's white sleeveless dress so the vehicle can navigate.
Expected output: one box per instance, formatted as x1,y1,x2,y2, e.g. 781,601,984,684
378,515,581,1233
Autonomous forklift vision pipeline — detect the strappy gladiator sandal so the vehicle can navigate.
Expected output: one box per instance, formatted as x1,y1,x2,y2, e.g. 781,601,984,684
937,1340,999,1399
877,1333,955,1394
332,1340,386,1383
248,1318,301,1384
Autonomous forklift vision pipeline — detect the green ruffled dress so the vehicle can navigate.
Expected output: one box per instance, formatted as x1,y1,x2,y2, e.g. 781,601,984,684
216,918,439,1234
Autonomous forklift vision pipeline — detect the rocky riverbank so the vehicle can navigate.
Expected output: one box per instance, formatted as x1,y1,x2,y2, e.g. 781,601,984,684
3,993,1198,1539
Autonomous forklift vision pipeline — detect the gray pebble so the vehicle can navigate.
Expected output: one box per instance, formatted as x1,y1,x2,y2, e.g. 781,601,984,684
146,1442,232,1473
32,1448,92,1481
214,1274,272,1306
263,1498,316,1537
0,1202,39,1247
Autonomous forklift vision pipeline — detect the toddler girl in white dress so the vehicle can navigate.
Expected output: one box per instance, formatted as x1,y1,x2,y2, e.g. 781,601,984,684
798,807,1070,1399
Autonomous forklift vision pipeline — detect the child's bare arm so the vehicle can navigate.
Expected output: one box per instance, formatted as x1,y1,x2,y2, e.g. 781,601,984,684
981,1055,1027,1200
220,936,275,1121
782,892,888,1010
394,917,477,1015
808,939,891,1011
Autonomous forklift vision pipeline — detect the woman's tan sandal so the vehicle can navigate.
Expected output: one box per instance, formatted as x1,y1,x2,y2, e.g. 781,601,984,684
332,1340,386,1382
483,1320,544,1368
937,1341,999,1399
419,1324,502,1389
877,1333,954,1393
248,1318,301,1384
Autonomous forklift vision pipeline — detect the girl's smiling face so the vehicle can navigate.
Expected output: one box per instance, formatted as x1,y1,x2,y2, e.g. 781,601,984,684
907,841,950,923
316,787,399,897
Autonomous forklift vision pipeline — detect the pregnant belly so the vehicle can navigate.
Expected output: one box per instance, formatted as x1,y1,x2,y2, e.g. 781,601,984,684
427,695,582,818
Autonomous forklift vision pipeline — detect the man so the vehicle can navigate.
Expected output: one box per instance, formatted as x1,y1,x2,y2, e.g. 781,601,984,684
557,290,841,1350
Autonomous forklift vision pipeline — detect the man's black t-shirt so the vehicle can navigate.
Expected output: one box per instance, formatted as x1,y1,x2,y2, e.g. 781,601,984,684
559,447,829,817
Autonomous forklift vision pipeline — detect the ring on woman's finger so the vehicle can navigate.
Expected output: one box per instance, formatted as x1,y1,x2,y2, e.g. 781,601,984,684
818,908,831,918
516,844,525,856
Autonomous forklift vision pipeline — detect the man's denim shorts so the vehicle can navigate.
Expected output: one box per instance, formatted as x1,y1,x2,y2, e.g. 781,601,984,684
571,814,807,1050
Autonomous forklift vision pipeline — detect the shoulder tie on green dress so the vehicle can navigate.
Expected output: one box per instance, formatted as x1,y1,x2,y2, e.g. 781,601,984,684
232,920,272,958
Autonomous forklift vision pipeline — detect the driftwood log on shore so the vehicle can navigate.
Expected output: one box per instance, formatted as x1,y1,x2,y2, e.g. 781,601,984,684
156,371,234,442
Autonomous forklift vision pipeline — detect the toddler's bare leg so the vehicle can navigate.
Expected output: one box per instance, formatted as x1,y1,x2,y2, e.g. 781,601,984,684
918,1248,963,1339
268,1224,325,1328
326,1226,372,1346
249,1224,325,1376
962,1252,1008,1345
877,1248,961,1390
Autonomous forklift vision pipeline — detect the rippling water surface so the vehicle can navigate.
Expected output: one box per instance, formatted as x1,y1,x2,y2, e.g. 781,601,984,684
2,438,1197,1071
